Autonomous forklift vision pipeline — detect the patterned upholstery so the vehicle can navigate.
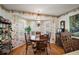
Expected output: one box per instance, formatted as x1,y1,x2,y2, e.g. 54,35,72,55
60,31,73,53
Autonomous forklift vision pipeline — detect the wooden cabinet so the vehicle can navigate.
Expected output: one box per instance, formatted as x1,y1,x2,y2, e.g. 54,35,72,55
55,33,63,48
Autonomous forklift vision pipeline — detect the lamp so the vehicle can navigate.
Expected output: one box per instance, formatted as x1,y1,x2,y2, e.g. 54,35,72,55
35,10,41,27
37,20,40,27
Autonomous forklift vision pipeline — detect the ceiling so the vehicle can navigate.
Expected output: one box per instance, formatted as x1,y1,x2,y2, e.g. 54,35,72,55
2,4,79,16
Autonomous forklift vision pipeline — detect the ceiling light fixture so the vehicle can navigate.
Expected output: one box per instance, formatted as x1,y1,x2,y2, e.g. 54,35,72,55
36,10,41,27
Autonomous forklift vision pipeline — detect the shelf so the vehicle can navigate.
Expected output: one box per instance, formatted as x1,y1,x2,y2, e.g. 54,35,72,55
0,16,12,54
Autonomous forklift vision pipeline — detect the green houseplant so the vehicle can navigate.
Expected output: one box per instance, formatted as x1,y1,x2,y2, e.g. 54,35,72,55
25,26,31,40
25,26,31,34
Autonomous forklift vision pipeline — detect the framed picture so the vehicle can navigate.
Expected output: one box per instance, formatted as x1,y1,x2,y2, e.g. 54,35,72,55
70,14,79,37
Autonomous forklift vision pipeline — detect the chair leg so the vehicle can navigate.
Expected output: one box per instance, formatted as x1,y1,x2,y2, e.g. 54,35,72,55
26,44,28,54
46,48,48,55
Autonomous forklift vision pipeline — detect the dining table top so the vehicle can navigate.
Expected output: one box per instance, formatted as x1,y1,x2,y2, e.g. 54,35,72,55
30,39,47,42
30,35,47,42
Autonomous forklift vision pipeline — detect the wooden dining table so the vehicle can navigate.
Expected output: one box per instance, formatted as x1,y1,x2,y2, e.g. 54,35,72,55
30,37,47,42
30,35,48,43
30,35,48,54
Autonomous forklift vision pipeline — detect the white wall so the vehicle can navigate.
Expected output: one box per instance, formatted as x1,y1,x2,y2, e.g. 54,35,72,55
58,9,79,31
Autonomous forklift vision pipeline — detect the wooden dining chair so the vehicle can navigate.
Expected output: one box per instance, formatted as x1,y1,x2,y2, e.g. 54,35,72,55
36,32,41,36
24,33,32,54
37,35,48,54
38,41,48,54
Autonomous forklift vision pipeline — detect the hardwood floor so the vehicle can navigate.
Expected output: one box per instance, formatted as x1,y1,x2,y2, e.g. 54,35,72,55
50,44,65,55
10,43,65,55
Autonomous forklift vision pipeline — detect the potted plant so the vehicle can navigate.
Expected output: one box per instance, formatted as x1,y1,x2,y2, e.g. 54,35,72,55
25,26,31,40
25,26,31,34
